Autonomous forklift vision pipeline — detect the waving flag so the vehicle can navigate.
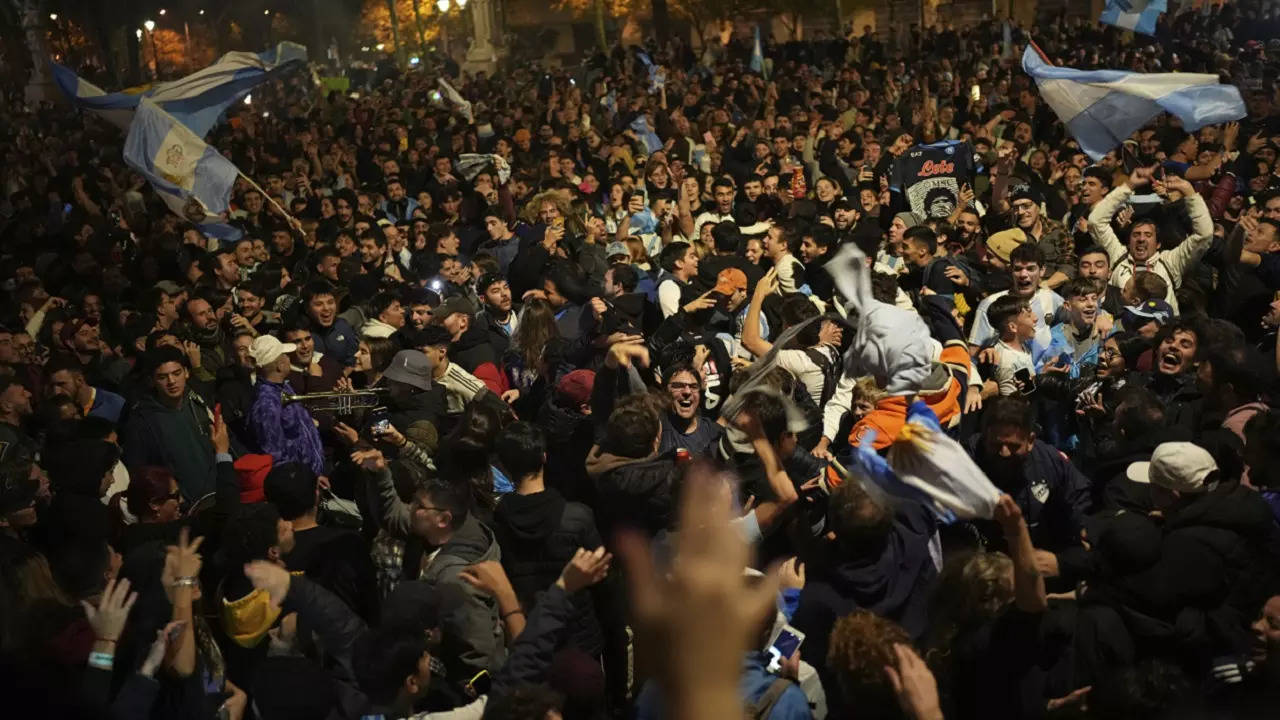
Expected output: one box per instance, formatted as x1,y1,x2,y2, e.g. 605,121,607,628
629,115,662,155
124,98,241,238
1100,0,1166,36
750,26,765,76
1022,44,1245,161
636,50,664,94
437,78,474,123
54,42,307,137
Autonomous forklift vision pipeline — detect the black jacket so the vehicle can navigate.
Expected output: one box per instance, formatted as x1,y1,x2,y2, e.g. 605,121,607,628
537,398,596,506
585,448,680,541
493,489,605,655
448,325,500,374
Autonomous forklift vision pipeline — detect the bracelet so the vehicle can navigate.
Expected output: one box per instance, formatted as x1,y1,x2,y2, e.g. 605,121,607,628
170,576,198,588
501,609,524,620
88,651,115,670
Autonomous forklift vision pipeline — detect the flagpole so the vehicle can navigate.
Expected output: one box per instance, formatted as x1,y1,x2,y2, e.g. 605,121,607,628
238,172,302,233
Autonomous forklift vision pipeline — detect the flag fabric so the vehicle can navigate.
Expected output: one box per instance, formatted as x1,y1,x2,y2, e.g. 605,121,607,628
636,50,663,93
1100,0,1166,36
839,402,1000,524
1022,44,1246,161
455,153,511,185
53,42,307,137
437,78,473,123
629,115,662,155
123,98,241,237
750,26,765,76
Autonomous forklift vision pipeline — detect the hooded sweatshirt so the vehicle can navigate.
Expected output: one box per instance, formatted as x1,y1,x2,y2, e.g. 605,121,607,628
420,514,507,681
791,498,937,714
493,488,604,654
120,391,217,501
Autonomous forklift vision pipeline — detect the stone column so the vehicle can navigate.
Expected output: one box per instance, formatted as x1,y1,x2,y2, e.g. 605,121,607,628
463,0,499,75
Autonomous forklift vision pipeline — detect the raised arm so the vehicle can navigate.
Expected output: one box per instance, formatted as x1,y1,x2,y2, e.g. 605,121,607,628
994,495,1047,613
1088,182,1138,265
742,268,780,358
1158,176,1215,282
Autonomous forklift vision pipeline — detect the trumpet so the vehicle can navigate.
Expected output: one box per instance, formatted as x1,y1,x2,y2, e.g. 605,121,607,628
283,388,389,414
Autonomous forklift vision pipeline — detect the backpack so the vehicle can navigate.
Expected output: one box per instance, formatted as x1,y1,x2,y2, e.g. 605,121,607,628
749,677,799,720
801,346,841,407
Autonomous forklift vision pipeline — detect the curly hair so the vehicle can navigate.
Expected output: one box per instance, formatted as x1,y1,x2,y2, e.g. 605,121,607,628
925,551,1014,662
827,610,912,718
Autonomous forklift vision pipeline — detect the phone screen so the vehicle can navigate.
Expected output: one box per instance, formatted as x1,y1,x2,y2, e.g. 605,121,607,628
766,626,805,672
1014,367,1037,395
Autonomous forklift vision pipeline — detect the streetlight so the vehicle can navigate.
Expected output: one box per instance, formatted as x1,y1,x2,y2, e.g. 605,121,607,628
143,20,158,79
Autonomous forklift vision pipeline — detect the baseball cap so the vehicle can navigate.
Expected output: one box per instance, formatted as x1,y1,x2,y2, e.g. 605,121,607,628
382,349,434,391
605,241,629,260
1125,441,1218,494
1123,299,1174,325
250,335,298,368
555,369,596,408
434,295,477,322
985,228,1026,263
714,268,748,295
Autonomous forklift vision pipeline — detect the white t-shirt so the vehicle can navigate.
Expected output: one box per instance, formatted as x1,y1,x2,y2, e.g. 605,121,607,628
657,277,686,318
992,341,1034,397
776,345,839,404
969,287,1063,350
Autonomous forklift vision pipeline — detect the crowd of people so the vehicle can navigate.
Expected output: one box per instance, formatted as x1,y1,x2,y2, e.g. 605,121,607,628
4,3,1280,719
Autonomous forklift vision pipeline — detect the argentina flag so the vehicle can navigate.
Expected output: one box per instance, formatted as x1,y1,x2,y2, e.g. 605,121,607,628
53,42,307,137
750,25,765,76
1099,0,1166,36
124,98,241,237
1022,44,1245,161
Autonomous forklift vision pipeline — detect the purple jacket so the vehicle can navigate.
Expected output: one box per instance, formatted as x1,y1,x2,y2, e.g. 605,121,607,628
249,378,325,477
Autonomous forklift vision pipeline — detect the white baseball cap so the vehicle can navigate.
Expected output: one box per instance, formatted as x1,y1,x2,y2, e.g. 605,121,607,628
1125,441,1218,494
250,335,298,368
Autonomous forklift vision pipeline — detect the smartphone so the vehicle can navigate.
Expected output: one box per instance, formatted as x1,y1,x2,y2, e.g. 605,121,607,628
766,625,806,673
367,406,392,436
970,84,981,102
1014,367,1037,395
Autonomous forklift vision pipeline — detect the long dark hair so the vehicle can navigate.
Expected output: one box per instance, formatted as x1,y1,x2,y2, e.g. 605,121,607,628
511,299,560,373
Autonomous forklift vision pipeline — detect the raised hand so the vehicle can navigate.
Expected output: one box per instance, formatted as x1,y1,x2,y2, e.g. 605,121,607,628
556,546,612,593
884,644,944,720
82,577,137,642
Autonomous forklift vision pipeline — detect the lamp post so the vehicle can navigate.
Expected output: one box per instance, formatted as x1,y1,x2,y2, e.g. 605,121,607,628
436,0,451,58
144,19,159,79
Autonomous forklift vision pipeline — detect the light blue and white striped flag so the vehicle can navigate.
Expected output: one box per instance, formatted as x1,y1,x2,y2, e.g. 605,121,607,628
750,26,765,76
124,98,241,238
53,42,307,137
1022,44,1245,161
1100,0,1166,36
